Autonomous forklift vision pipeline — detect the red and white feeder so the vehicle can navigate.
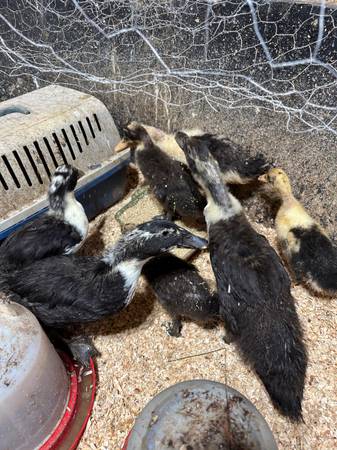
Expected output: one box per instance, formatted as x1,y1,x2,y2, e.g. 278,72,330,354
0,301,96,450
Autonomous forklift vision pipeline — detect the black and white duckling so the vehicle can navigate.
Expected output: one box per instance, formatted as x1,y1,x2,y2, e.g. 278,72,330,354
175,132,307,422
142,253,219,337
0,219,207,364
115,122,207,223
259,168,337,296
0,164,88,270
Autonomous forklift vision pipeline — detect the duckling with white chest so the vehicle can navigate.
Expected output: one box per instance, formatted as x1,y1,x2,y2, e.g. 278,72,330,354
0,164,88,270
142,253,219,336
259,168,337,296
176,132,307,422
0,219,207,364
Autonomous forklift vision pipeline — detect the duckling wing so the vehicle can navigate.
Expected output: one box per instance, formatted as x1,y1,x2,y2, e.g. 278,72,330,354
143,254,217,320
164,163,206,218
211,231,290,333
0,215,82,269
136,147,205,218
2,256,129,326
227,234,290,305
3,255,94,305
204,134,249,172
202,134,270,181
291,226,337,293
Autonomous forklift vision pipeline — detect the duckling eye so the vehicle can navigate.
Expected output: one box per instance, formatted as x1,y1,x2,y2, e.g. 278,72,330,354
162,230,169,236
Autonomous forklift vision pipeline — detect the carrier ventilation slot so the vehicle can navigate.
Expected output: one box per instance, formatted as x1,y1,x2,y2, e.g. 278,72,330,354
93,113,101,131
43,137,59,168
78,120,89,145
13,150,32,186
52,132,68,165
62,129,76,160
23,146,43,185
0,114,106,194
86,117,95,138
33,141,51,179
0,172,8,190
70,124,83,153
2,155,20,188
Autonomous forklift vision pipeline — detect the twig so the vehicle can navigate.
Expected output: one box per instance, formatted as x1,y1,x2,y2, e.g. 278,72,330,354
168,346,226,362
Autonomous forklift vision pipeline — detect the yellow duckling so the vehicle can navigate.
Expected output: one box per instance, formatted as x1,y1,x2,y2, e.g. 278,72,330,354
259,168,337,296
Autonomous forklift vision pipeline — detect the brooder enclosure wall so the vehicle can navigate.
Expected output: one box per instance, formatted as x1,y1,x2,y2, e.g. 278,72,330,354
0,0,336,235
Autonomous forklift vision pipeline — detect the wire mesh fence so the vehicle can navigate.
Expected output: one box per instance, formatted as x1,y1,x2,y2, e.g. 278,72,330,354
0,1,337,134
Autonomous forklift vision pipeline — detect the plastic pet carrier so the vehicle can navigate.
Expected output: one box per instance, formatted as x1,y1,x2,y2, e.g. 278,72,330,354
0,85,129,241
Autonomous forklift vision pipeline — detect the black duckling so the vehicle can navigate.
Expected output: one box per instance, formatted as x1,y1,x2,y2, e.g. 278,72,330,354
0,164,88,270
142,253,219,336
175,132,307,422
259,168,337,296
195,133,271,185
115,122,207,223
0,219,207,364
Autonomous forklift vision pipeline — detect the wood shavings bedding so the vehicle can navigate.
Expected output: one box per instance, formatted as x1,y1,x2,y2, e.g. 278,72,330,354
78,172,336,450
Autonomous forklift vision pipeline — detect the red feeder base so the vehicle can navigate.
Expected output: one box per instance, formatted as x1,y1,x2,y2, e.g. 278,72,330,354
39,353,96,450
122,430,132,450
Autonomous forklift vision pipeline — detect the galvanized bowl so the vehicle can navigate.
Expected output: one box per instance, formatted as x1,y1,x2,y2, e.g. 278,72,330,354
125,379,278,450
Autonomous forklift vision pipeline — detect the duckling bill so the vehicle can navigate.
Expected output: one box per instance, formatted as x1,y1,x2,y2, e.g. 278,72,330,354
142,253,219,336
176,132,307,422
0,219,207,364
259,168,337,296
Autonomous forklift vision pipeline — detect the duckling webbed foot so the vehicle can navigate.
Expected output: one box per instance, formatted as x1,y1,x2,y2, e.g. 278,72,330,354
44,330,98,366
165,317,183,337
67,336,100,367
222,330,237,344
